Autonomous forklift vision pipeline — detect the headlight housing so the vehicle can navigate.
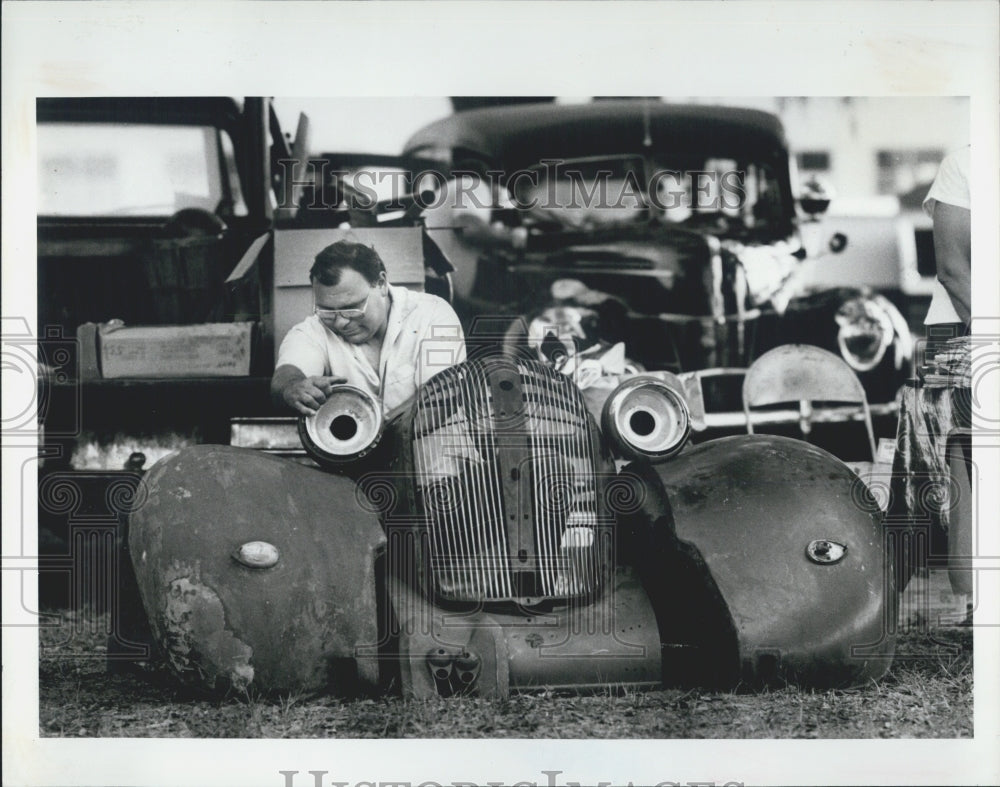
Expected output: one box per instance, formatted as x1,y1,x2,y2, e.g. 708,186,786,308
527,305,595,370
299,385,383,467
601,376,691,462
835,296,896,372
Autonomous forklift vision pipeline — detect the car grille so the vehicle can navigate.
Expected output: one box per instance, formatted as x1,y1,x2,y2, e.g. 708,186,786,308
412,358,608,602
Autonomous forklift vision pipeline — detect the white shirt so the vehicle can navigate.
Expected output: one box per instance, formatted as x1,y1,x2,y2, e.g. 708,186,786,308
922,147,970,325
276,284,466,412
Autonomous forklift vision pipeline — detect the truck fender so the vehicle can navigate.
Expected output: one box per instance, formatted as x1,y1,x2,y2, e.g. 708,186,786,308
128,445,385,694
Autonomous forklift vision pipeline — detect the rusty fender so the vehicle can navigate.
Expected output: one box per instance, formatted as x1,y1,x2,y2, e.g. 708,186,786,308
623,435,895,689
128,445,385,694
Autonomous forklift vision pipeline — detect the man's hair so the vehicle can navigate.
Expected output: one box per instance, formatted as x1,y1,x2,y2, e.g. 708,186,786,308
310,241,387,286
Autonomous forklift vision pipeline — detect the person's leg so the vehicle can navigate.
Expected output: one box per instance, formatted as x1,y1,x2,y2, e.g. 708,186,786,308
946,431,973,619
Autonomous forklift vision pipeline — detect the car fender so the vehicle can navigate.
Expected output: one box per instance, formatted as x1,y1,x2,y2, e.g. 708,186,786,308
632,435,895,688
128,445,385,694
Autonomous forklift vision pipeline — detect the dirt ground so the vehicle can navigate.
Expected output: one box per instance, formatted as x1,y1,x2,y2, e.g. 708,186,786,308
37,571,973,739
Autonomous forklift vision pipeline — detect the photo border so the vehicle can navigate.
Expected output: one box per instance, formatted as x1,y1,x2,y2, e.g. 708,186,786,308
4,2,998,786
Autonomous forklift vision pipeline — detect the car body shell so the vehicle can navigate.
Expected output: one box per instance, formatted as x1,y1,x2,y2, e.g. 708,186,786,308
127,358,895,696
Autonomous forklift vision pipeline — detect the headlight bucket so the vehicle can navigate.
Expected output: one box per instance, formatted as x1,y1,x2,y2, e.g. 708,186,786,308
299,385,384,466
527,304,600,369
601,376,691,462
835,296,895,373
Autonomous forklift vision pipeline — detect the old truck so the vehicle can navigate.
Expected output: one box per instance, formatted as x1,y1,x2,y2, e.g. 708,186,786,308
35,97,452,604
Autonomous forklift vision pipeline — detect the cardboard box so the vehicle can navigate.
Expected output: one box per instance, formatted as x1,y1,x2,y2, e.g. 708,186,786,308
97,322,254,378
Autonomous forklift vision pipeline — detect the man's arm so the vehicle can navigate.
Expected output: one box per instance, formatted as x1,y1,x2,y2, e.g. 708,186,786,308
271,364,346,416
932,201,972,325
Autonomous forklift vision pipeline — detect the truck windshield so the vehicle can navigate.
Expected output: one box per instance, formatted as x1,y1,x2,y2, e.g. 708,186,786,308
507,154,787,238
37,122,246,217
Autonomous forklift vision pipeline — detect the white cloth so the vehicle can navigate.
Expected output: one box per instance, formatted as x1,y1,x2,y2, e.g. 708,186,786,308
276,284,466,412
922,147,970,325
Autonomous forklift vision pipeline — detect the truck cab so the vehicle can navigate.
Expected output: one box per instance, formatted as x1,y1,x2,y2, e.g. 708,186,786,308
35,98,447,601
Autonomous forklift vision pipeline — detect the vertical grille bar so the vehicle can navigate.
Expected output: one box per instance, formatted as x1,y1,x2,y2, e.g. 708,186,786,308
413,377,435,576
559,369,577,594
461,365,490,598
539,368,559,595
584,396,604,589
437,372,465,596
463,366,493,599
570,381,585,594
525,370,542,592
530,372,551,595
451,368,478,597
577,397,596,591
481,374,512,598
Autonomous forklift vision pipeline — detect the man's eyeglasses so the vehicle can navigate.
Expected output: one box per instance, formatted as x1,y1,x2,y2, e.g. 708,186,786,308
314,290,372,322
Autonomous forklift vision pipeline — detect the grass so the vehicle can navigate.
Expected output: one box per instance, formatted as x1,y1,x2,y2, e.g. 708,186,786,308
37,571,973,739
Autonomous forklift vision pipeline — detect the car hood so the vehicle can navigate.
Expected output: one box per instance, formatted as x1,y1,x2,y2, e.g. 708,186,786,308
507,223,802,320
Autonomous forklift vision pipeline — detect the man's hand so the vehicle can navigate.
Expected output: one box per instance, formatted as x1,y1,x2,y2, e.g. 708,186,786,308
282,375,348,416
271,365,348,416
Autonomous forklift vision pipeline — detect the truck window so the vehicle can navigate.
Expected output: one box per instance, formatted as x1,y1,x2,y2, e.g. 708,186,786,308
38,123,246,217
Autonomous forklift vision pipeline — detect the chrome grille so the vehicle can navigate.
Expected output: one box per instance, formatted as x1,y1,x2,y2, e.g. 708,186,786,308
412,358,605,602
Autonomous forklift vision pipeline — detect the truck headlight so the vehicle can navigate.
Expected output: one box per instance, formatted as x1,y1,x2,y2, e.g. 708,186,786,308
835,296,895,373
601,376,691,462
299,386,383,466
527,305,591,370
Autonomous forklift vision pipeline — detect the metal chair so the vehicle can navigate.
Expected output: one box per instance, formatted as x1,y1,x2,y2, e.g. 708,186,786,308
742,344,878,461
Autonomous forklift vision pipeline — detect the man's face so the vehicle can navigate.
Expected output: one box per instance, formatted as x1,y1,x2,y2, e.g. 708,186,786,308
312,268,389,345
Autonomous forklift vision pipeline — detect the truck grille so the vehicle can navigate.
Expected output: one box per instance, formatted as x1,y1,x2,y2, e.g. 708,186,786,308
413,358,608,602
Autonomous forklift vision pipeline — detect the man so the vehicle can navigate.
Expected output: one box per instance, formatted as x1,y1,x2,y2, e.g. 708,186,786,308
272,240,466,415
915,147,972,617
